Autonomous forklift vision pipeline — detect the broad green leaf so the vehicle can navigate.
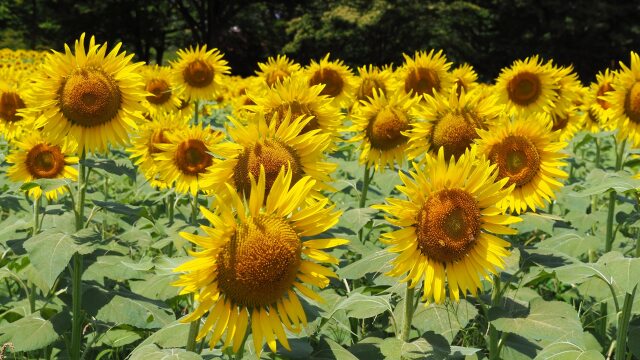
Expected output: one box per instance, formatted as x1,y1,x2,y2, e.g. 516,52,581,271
534,341,605,360
137,320,191,349
570,169,640,196
83,255,145,283
0,313,66,352
334,293,392,319
338,208,378,234
512,213,557,235
554,262,610,285
129,344,202,360
536,232,601,258
96,328,142,348
130,273,180,301
82,157,137,180
313,338,359,360
21,178,72,193
411,299,479,342
93,200,153,222
337,250,394,279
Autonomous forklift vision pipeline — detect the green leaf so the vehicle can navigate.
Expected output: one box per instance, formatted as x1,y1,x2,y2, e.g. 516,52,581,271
337,250,394,279
554,262,610,286
313,338,359,360
96,328,142,348
512,213,557,235
570,169,640,196
491,298,583,342
93,200,153,223
338,208,378,234
335,293,392,319
137,320,191,349
83,255,145,283
82,157,137,180
129,273,180,301
129,344,202,360
536,232,601,258
534,341,605,360
411,299,479,342
0,313,65,352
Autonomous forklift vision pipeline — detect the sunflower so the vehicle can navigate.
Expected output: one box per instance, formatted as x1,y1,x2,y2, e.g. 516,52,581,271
406,86,501,161
153,124,225,195
172,96,196,122
374,147,521,304
348,89,419,171
0,78,30,141
352,65,393,107
549,107,583,142
200,111,335,197
28,33,146,153
476,114,569,214
173,167,347,355
128,112,189,189
256,55,301,88
589,69,616,129
449,63,479,96
140,65,182,115
246,76,343,139
6,132,78,200
305,54,356,106
494,56,557,116
548,64,582,117
394,50,452,99
604,52,640,146
171,45,230,102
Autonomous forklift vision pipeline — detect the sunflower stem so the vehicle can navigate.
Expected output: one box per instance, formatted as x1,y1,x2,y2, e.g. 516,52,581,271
488,276,502,360
194,100,200,126
400,284,416,342
605,139,627,253
186,318,201,352
32,195,41,236
595,138,601,169
168,192,175,225
358,165,373,242
186,192,200,352
70,150,87,360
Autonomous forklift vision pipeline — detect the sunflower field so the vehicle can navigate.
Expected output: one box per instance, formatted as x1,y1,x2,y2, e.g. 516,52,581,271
1,33,640,360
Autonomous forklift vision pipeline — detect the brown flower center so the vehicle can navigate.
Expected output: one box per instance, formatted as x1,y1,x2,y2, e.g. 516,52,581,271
26,143,66,179
59,67,121,128
148,129,170,155
174,139,212,175
357,78,386,102
431,111,485,160
507,71,541,106
265,69,289,87
0,91,25,123
233,139,303,196
366,107,410,151
489,135,541,187
145,79,172,105
183,59,214,88
216,215,301,307
624,81,640,124
404,67,440,97
596,82,613,110
267,101,319,134
415,189,481,263
309,68,344,98
551,114,569,131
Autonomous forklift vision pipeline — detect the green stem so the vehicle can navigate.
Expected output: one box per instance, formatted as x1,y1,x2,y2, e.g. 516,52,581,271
595,138,601,169
605,191,617,253
70,150,87,360
400,284,416,342
28,282,36,314
358,165,373,242
168,192,175,225
489,276,502,360
186,192,200,352
33,195,41,236
193,100,200,126
615,286,637,360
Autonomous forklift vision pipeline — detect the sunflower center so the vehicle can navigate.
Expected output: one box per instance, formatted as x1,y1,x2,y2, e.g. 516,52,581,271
145,79,172,105
233,139,303,196
59,67,121,128
596,82,612,109
0,91,25,123
183,60,214,88
25,143,66,179
489,135,541,187
624,82,640,124
216,215,301,307
431,111,484,160
174,139,212,175
266,69,289,87
268,101,319,134
507,71,541,106
148,129,170,155
357,78,386,102
415,189,480,263
310,68,344,98
551,114,569,131
454,79,467,97
366,107,410,150
404,67,440,97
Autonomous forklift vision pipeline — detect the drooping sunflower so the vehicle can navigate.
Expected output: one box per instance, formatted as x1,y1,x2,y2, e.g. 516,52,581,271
28,33,146,153
153,124,225,195
200,112,335,197
394,50,453,99
305,54,356,106
127,112,189,189
476,115,569,214
171,45,230,102
374,147,521,304
494,56,557,116
140,65,182,115
6,132,78,200
348,89,420,171
246,76,343,139
589,69,616,129
449,63,479,96
352,65,393,107
256,55,301,88
604,52,640,146
173,167,347,355
406,86,502,161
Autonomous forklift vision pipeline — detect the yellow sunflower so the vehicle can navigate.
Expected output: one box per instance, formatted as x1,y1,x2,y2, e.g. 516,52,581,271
0,79,30,141
449,63,479,96
494,55,557,116
476,115,569,214
548,64,582,117
6,132,78,200
256,55,301,88
28,33,146,153
246,76,343,138
171,45,230,102
394,50,452,99
406,86,502,161
549,107,583,142
305,54,356,106
374,147,521,304
140,65,182,115
153,124,225,195
173,167,347,355
352,65,393,107
128,112,189,189
172,96,196,122
348,89,420,171
589,69,616,129
200,111,335,197
605,52,640,146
